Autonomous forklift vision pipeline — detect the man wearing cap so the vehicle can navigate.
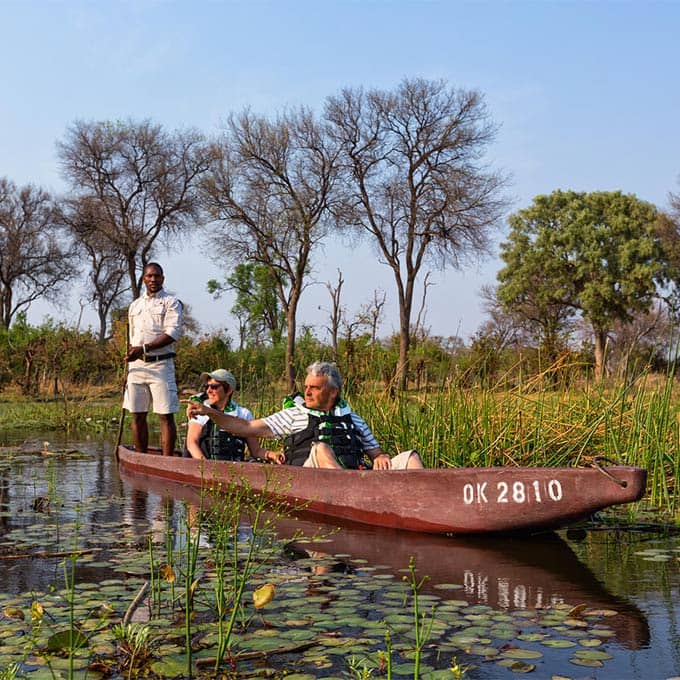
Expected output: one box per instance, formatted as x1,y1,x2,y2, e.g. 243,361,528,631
185,369,285,464
124,263,183,456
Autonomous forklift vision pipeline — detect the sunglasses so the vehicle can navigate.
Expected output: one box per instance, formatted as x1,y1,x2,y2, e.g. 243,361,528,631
206,383,223,390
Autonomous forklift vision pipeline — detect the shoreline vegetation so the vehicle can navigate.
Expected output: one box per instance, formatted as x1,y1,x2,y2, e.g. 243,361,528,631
0,369,678,525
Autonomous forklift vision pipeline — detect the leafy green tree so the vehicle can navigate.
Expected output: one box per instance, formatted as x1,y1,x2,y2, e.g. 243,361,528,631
497,190,662,378
326,77,508,390
208,263,285,350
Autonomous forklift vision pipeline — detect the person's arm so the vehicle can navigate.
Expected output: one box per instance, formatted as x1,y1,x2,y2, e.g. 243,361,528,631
126,333,176,361
366,447,392,470
185,420,206,460
185,401,275,439
246,437,285,464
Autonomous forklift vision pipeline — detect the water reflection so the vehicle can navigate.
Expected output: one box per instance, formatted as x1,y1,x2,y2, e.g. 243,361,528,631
1,435,678,678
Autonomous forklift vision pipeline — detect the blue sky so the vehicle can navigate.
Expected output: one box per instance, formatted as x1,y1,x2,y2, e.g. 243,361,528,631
2,0,679,341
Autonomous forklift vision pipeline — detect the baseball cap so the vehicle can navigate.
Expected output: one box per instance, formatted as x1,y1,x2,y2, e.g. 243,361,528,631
200,369,237,389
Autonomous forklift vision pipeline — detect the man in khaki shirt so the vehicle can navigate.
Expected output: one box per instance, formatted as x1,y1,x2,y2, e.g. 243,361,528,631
124,262,183,456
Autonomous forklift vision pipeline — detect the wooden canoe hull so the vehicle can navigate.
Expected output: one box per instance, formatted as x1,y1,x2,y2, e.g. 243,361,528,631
117,447,646,535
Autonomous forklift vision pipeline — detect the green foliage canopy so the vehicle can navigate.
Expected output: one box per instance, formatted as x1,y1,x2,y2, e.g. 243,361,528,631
497,190,662,375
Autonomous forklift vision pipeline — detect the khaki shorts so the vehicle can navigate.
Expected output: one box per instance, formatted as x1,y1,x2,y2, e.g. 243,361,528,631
123,360,178,414
303,448,418,469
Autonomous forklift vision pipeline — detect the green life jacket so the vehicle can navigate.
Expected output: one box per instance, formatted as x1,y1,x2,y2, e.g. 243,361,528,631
284,399,364,468
186,401,247,461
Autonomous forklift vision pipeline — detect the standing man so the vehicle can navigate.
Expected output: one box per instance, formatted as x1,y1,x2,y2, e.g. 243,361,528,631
124,262,183,456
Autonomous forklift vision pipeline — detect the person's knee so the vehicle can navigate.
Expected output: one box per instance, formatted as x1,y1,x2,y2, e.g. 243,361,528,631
305,442,341,469
407,454,424,469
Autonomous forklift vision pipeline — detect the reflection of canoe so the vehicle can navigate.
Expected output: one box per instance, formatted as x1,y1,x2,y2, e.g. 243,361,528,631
117,446,646,534
280,517,651,651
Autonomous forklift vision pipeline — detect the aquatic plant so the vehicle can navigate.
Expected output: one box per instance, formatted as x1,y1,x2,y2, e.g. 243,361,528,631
112,622,152,679
404,556,435,679
0,662,20,680
202,475,288,673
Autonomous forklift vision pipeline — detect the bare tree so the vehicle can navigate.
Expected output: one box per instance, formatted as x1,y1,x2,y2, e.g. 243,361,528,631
355,289,387,344
326,77,508,389
202,107,340,390
58,197,129,342
323,269,344,362
57,119,210,297
0,178,78,328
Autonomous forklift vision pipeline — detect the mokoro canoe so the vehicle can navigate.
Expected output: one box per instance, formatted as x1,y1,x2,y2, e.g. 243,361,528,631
117,446,646,535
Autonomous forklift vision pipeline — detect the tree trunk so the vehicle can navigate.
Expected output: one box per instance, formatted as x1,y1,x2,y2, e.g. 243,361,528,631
396,307,411,391
593,327,609,380
286,308,297,393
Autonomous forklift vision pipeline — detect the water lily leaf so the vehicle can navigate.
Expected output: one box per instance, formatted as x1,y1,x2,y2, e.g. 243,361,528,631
509,661,536,673
469,644,500,657
540,638,576,648
3,606,24,620
47,628,88,652
518,633,550,642
502,648,543,659
563,618,589,628
578,637,603,647
150,655,186,677
569,657,603,668
490,625,517,640
567,603,588,617
583,609,618,617
573,649,613,660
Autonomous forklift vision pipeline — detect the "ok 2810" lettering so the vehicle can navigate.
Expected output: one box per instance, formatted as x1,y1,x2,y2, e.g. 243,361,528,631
463,479,563,505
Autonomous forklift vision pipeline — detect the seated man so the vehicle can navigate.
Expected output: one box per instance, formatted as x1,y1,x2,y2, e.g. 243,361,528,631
185,361,424,470
184,368,284,464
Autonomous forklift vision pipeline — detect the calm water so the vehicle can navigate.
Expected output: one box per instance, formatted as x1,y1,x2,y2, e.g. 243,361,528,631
1,431,679,679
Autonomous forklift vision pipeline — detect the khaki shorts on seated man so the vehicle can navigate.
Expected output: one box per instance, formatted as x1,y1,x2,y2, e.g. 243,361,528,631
185,361,424,470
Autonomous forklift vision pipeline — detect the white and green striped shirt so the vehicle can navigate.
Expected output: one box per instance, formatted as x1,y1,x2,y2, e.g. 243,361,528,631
263,403,380,451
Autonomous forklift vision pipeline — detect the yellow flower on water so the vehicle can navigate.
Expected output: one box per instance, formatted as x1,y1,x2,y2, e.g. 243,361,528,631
160,564,175,583
31,601,44,623
253,583,275,609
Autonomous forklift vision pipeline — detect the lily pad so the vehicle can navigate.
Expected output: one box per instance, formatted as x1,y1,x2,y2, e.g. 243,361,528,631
540,638,577,648
502,647,543,659
569,657,604,668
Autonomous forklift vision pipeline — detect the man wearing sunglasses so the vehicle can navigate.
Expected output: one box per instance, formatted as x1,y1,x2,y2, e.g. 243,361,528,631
185,369,285,464
185,362,423,470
